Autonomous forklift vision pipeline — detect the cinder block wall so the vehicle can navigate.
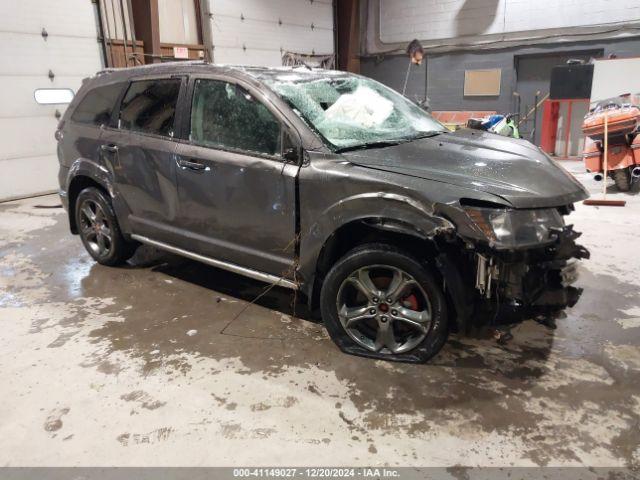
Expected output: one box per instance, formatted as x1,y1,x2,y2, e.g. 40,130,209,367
361,37,640,114
378,0,640,46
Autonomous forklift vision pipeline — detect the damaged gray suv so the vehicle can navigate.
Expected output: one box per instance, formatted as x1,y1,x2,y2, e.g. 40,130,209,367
57,62,590,363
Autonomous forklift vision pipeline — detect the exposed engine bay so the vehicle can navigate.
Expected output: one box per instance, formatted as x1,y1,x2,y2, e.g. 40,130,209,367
441,207,590,332
472,224,589,323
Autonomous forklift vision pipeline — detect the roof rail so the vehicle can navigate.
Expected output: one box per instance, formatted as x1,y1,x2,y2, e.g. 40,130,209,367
96,60,210,76
96,68,117,75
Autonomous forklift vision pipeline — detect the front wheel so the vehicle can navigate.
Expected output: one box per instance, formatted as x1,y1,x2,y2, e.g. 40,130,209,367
320,244,448,363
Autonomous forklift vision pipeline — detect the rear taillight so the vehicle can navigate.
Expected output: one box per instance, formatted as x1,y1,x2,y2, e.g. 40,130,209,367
55,120,65,141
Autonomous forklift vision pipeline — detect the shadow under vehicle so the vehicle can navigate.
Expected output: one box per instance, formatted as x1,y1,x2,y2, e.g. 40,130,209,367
56,62,589,362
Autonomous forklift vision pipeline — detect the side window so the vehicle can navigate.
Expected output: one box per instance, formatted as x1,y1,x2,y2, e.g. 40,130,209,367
190,79,282,156
71,83,124,126
119,79,181,137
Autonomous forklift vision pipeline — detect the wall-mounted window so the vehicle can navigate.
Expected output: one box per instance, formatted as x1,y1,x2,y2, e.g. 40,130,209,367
159,0,199,45
464,69,502,96
34,88,74,105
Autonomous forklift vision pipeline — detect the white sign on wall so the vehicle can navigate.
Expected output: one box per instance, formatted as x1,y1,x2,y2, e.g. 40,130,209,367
173,46,189,59
591,58,640,103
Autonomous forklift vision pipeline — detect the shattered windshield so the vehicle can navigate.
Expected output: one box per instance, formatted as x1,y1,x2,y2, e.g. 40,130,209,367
263,73,446,150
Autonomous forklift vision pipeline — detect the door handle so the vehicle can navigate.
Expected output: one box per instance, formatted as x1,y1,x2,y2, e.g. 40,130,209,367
100,144,119,153
176,157,208,171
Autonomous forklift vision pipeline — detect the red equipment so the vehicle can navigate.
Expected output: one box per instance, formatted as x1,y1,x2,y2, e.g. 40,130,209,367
581,95,640,191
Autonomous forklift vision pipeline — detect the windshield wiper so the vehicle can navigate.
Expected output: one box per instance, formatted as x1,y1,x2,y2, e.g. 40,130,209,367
405,130,447,141
335,131,446,153
334,139,409,153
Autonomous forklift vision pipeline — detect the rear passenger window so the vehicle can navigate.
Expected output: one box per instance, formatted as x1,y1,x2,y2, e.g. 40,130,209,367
71,83,123,126
119,79,181,137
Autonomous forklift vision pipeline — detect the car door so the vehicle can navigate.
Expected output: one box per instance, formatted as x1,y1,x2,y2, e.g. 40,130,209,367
173,76,301,278
104,76,185,241
61,81,126,180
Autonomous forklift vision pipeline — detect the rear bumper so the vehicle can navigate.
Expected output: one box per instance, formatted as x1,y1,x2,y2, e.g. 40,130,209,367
58,189,69,212
58,165,70,212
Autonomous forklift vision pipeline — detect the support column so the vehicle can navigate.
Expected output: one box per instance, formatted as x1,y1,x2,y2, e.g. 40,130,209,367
131,0,161,64
197,0,213,62
336,0,360,73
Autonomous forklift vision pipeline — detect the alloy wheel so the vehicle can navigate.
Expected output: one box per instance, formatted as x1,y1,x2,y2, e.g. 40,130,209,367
78,199,112,257
336,265,432,355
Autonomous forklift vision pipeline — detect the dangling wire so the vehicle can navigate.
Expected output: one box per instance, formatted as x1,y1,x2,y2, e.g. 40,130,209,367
402,60,412,96
403,39,424,96
219,233,301,335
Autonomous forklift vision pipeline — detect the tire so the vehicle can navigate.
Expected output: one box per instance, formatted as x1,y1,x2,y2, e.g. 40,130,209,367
320,243,448,363
612,168,631,192
75,187,137,266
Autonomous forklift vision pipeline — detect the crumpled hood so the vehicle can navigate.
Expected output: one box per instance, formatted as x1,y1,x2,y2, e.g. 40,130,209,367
341,129,589,208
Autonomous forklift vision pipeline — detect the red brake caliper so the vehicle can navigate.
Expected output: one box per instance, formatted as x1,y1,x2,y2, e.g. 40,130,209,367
401,293,419,311
372,276,419,311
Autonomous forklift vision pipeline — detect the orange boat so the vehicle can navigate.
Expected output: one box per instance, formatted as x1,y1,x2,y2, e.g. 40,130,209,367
581,95,640,191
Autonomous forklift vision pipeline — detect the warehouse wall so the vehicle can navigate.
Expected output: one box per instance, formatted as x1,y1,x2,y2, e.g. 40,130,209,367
362,55,427,104
208,0,334,66
361,37,640,114
369,0,640,53
0,0,103,201
379,0,640,45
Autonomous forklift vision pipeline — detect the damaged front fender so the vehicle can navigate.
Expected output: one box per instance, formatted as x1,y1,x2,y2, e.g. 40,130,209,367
297,188,455,297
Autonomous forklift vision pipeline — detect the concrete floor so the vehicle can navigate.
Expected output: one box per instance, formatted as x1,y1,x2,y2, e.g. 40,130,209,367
0,160,639,468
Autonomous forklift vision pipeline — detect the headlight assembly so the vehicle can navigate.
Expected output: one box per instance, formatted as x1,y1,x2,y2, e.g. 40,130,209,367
463,206,564,248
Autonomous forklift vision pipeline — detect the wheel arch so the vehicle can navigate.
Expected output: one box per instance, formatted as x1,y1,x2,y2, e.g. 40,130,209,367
65,156,121,234
299,192,454,297
312,217,440,279
306,217,463,324
67,175,111,234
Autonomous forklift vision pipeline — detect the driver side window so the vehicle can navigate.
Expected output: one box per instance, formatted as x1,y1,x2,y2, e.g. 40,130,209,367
190,79,282,157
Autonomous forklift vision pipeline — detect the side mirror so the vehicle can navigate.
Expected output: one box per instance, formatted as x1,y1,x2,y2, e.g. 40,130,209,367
283,147,299,162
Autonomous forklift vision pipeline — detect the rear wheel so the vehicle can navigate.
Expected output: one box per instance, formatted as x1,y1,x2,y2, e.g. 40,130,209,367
612,168,631,192
75,187,137,266
320,244,448,363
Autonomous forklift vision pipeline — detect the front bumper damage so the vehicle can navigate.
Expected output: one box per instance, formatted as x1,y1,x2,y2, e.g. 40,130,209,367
471,225,590,325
